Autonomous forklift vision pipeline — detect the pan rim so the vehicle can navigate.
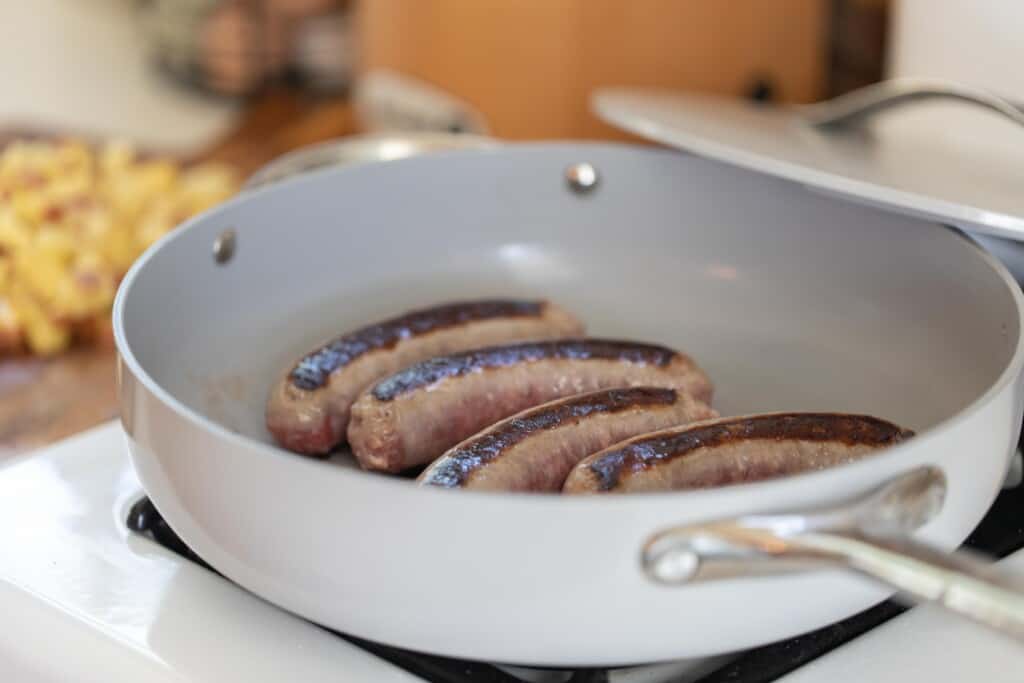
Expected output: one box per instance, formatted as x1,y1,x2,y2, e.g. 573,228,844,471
111,141,1024,506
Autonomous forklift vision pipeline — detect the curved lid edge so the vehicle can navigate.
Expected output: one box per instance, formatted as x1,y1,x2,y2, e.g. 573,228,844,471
592,87,1024,243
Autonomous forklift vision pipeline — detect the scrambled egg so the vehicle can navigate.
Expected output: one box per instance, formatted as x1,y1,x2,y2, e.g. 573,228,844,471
0,139,239,355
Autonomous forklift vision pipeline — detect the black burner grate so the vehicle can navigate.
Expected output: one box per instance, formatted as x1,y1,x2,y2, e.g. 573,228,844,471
127,456,1024,683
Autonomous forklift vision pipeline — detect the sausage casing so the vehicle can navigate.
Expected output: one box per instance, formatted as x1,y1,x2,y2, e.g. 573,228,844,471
266,299,583,455
418,387,717,491
348,339,713,472
562,412,914,494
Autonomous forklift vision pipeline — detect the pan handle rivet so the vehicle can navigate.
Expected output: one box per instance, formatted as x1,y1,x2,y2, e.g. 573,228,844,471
646,547,701,584
213,229,237,264
565,163,600,194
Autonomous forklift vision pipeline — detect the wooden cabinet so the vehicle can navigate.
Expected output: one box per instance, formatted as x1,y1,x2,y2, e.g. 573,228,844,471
355,0,828,139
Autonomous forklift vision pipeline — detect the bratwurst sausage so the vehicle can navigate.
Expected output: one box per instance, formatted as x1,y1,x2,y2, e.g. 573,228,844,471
266,299,583,455
418,387,717,491
562,412,914,494
348,339,713,472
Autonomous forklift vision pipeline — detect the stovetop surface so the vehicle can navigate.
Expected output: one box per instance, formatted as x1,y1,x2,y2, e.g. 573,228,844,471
2,422,1024,683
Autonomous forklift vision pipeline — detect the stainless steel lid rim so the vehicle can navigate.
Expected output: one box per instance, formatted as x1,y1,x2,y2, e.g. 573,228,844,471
592,88,1024,242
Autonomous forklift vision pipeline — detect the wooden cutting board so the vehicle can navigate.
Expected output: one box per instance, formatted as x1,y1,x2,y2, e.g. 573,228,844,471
0,91,355,459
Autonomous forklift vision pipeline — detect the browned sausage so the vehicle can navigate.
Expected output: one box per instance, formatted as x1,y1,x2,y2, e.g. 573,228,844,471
266,300,583,455
562,412,914,494
348,339,713,472
418,387,717,491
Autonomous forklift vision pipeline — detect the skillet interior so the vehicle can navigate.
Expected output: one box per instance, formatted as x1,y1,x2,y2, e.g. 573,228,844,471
117,142,1021,472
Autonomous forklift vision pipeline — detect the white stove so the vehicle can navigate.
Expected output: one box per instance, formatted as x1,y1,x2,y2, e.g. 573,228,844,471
2,422,1024,682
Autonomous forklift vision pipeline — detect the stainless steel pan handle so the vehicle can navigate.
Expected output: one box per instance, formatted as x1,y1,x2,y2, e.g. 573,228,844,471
641,467,1024,643
801,78,1024,131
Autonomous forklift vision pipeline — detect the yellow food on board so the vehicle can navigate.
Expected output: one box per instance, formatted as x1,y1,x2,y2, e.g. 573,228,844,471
0,139,239,355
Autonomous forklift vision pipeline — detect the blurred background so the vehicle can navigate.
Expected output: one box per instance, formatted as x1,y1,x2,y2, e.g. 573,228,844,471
0,0,990,452
3,0,889,156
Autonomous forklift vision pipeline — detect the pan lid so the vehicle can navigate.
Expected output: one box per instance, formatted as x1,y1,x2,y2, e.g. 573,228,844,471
593,80,1024,242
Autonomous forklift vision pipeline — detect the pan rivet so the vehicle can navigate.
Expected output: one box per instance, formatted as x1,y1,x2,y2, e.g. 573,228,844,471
648,548,701,583
565,163,600,194
213,229,236,264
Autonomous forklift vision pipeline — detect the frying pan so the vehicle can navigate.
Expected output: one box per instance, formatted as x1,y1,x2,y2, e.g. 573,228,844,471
113,141,1024,666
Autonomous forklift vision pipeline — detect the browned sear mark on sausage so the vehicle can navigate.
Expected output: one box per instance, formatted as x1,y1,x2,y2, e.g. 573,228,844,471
289,300,545,390
424,387,679,488
577,413,914,493
349,337,711,472
372,339,677,401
